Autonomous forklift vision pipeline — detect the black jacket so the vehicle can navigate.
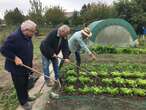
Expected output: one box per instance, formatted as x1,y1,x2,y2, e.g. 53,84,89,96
40,28,70,60
0,28,33,76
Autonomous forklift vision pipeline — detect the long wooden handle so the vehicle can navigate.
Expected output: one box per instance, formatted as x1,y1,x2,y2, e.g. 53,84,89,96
56,56,91,74
21,64,58,82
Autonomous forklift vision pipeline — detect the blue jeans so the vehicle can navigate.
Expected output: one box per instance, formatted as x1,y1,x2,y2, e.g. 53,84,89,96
42,55,59,80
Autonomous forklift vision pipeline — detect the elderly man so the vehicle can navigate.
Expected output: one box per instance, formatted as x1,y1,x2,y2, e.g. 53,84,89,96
40,25,70,86
60,27,96,73
0,20,37,110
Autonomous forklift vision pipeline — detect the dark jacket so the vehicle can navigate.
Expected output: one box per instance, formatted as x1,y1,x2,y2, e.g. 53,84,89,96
0,28,33,76
40,28,70,60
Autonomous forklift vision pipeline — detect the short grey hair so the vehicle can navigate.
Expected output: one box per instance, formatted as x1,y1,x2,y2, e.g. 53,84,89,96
58,25,70,33
21,20,37,31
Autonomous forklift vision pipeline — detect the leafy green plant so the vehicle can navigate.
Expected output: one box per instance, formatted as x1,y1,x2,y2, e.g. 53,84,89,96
120,88,133,95
111,71,122,77
65,70,77,77
79,76,91,84
64,85,76,94
104,87,119,95
134,72,146,78
98,72,109,77
113,77,125,85
80,71,88,76
66,76,77,84
133,88,146,96
79,86,91,94
136,79,146,86
122,71,133,77
102,78,113,85
125,79,137,87
90,71,98,77
91,86,103,94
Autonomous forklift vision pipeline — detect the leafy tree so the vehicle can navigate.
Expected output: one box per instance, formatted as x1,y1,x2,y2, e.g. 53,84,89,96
113,0,146,33
28,0,44,26
80,3,117,24
70,11,83,25
4,8,24,25
44,6,66,26
135,0,146,12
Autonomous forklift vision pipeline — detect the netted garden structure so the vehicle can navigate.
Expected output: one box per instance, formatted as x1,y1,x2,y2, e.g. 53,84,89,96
88,18,137,47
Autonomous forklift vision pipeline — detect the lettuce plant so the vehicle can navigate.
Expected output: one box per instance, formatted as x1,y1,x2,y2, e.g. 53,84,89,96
64,85,76,93
102,78,113,85
120,88,133,95
79,86,91,94
133,88,146,96
66,76,77,84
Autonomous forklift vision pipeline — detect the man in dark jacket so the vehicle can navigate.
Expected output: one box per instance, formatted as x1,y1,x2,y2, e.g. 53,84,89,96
0,20,37,110
40,25,70,86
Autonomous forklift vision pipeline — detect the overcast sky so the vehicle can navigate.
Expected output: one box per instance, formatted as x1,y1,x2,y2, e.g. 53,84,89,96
0,0,115,19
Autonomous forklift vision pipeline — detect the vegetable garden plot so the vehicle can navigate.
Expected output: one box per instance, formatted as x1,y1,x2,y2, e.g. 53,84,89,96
46,63,146,110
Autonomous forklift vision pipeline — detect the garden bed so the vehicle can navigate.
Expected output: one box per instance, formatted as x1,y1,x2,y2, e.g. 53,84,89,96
45,62,146,110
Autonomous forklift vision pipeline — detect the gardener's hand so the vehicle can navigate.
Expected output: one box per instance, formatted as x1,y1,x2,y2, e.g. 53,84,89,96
90,53,97,60
53,54,57,58
64,59,70,63
15,56,23,65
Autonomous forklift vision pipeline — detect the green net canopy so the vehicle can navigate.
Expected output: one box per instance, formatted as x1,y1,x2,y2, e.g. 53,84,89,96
88,19,137,47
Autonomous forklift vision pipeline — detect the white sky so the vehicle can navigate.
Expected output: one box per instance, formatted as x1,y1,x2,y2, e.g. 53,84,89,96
0,0,115,19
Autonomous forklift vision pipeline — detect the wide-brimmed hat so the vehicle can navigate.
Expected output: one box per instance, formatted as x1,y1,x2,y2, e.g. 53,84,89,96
81,27,92,37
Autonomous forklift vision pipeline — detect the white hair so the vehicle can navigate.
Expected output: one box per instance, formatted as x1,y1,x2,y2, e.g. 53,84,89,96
58,25,70,33
21,20,37,31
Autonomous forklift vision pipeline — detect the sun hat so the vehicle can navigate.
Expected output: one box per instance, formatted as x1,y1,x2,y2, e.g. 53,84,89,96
81,27,92,37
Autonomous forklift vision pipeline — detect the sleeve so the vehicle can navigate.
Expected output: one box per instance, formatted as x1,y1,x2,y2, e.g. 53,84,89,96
0,34,16,60
62,39,71,59
77,38,92,54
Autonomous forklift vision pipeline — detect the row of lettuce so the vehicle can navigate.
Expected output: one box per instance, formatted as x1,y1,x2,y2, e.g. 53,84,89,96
90,45,146,54
60,63,146,96
65,85,146,96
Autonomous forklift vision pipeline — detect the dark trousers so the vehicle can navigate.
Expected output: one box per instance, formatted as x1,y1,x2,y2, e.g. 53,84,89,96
11,74,29,105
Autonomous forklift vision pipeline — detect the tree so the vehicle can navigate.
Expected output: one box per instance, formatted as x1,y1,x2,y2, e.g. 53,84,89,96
70,11,83,25
4,8,24,25
44,6,66,26
80,2,117,24
113,0,146,32
28,0,44,26
135,0,146,12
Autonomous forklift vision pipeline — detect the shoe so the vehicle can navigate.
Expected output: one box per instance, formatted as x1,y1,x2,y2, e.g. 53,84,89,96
46,79,54,87
52,79,60,90
22,102,32,110
28,96,36,101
